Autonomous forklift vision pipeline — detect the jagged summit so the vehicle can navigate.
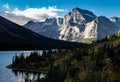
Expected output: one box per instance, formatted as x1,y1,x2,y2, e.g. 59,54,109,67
109,17,120,28
65,7,97,24
94,16,112,24
97,16,108,21
110,17,120,21
24,7,120,43
73,7,97,22
0,16,86,50
93,16,118,39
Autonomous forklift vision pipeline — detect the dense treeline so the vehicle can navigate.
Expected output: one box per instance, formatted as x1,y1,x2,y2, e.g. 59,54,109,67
11,50,59,71
9,31,120,82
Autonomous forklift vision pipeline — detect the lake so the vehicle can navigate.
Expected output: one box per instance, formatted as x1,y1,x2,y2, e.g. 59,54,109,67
0,51,45,82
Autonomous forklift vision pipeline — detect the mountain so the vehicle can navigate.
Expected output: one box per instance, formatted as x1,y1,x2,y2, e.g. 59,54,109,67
24,18,60,39
58,7,97,41
83,16,118,39
109,17,120,28
24,7,120,43
64,7,97,24
0,16,87,50
24,7,97,42
96,16,118,39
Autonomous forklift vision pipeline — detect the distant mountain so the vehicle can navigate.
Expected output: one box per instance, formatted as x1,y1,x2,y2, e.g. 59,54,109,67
24,7,120,43
83,16,118,39
109,17,120,28
24,18,60,39
0,16,87,50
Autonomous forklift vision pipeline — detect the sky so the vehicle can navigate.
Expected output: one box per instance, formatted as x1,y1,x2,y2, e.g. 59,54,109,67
0,0,120,25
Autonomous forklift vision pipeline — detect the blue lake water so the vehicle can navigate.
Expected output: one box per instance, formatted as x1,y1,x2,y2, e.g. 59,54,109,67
0,51,44,82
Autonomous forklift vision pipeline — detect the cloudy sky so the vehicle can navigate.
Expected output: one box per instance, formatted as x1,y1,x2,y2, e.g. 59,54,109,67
0,0,120,25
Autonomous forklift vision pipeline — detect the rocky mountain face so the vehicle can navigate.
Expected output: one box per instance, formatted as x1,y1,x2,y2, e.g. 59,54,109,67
24,7,120,43
96,16,118,39
0,16,86,50
109,17,120,28
24,18,60,39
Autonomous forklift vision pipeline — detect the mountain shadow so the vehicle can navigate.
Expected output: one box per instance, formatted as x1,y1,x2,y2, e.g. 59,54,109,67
0,16,88,50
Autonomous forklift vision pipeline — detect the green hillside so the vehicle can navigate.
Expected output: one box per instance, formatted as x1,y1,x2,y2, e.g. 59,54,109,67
10,31,120,82
46,33,120,82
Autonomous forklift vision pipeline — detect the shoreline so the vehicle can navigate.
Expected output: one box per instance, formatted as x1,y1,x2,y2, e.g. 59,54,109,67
6,65,49,74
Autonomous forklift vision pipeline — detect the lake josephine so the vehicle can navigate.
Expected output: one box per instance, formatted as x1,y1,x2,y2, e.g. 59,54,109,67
0,51,45,82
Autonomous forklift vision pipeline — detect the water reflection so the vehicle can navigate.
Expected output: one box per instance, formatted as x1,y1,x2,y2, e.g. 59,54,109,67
12,69,46,82
0,51,46,82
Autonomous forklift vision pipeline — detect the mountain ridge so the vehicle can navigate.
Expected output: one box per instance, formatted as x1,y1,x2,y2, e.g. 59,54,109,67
0,16,87,50
24,7,120,43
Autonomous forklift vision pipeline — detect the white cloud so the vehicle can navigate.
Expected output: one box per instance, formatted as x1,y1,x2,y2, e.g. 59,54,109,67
2,3,10,10
1,4,67,25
